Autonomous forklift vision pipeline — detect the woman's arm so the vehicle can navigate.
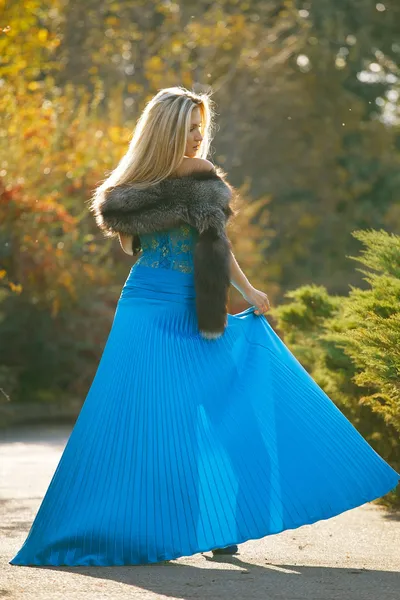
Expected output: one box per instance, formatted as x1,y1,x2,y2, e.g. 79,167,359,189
229,250,253,296
229,249,271,315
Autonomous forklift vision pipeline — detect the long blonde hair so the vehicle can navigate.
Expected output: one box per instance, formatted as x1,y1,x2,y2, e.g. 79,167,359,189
90,86,215,211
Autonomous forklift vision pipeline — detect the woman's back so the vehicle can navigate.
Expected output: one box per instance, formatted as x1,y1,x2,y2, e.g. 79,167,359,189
135,224,199,274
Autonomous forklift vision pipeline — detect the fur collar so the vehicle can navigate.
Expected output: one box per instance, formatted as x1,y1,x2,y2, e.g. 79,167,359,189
91,166,239,340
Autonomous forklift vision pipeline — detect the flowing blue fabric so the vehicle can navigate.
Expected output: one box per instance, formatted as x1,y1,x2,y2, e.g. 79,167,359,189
10,224,399,566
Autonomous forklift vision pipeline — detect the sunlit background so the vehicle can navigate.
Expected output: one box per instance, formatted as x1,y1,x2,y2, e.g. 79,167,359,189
0,1,399,506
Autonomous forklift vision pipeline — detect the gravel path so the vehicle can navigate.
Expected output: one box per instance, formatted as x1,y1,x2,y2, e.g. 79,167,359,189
1,424,399,600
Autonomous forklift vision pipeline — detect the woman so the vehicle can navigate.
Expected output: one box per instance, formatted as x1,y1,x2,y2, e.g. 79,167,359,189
9,86,399,567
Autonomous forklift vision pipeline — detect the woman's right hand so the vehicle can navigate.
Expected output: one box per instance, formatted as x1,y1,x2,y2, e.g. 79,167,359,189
242,285,271,316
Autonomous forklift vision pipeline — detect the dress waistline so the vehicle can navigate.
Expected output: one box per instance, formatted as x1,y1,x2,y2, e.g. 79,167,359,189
119,263,196,303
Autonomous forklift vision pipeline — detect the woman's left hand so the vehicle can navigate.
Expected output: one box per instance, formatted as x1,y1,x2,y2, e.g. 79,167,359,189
241,285,271,315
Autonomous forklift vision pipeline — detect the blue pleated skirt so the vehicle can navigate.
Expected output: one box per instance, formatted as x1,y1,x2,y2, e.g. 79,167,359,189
9,263,399,566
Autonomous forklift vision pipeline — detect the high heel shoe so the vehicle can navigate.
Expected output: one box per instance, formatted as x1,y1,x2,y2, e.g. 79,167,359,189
211,544,239,555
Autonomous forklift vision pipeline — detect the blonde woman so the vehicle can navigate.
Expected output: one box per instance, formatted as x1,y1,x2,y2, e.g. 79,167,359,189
10,86,399,567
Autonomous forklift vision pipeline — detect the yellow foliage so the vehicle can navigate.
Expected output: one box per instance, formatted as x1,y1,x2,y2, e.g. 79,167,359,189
108,126,123,143
58,271,75,296
37,29,48,42
171,41,182,54
146,56,163,71
9,282,23,294
127,83,142,94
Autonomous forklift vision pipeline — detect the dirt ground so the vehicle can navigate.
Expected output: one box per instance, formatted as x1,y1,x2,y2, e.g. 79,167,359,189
1,424,399,600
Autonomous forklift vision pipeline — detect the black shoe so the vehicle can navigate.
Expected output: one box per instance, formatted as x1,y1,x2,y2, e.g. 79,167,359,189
212,544,239,555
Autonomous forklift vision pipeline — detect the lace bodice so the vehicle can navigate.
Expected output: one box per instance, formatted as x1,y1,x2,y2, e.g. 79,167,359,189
135,224,199,274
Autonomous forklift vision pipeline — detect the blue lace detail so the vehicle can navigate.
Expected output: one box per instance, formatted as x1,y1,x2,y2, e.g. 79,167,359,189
135,224,198,274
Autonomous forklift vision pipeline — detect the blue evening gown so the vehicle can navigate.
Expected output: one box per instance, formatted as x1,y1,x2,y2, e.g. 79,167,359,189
9,223,399,566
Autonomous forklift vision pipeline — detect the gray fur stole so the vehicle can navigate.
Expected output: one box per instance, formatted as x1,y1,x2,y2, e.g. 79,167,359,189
91,166,238,340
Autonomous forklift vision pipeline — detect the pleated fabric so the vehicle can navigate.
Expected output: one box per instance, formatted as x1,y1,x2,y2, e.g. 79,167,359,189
9,263,399,566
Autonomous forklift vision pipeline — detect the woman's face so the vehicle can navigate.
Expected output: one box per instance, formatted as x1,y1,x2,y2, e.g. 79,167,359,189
184,106,203,158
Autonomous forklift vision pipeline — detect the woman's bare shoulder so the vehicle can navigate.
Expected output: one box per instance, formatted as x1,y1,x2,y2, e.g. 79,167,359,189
174,157,215,177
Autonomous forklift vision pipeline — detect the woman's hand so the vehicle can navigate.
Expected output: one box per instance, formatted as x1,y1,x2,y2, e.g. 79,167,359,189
241,285,271,315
